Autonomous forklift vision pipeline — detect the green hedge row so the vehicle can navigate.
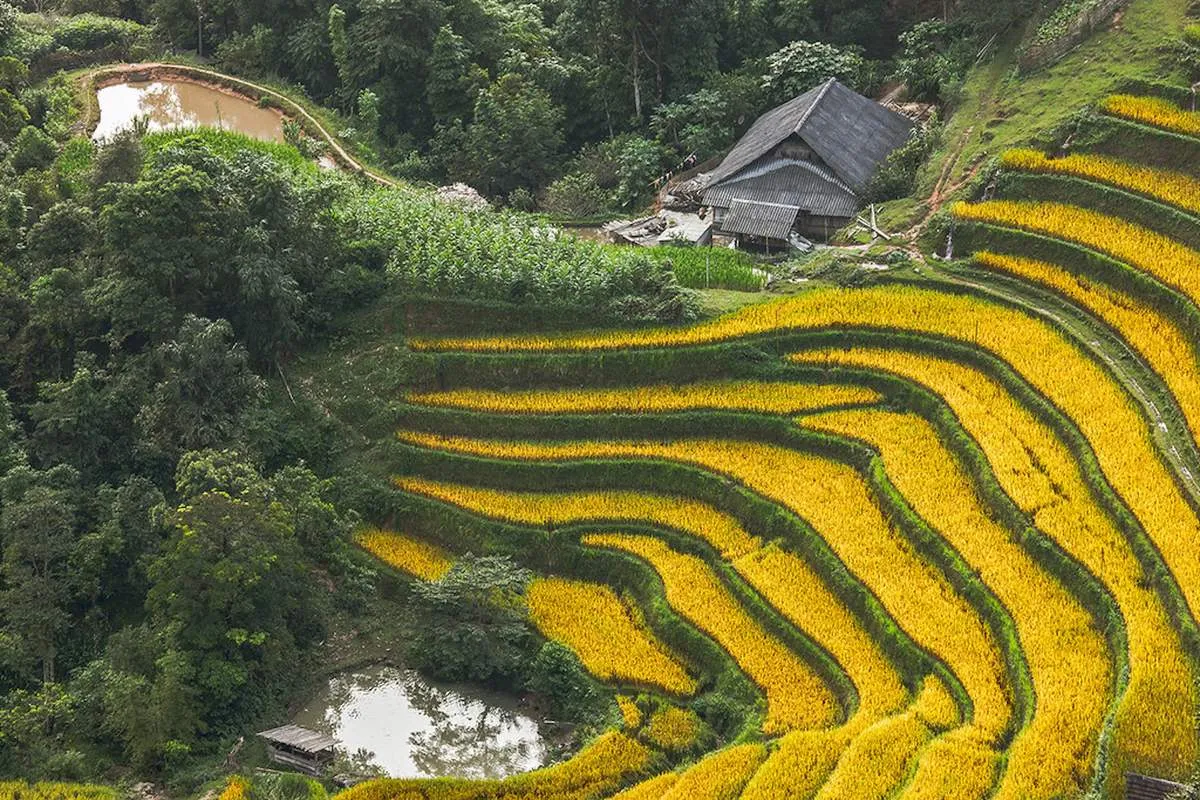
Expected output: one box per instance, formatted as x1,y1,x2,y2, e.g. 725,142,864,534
1080,115,1200,172
994,172,1200,248
400,295,663,335
1112,78,1198,107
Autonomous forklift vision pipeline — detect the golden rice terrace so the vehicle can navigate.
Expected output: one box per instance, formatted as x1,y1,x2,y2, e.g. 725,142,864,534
346,87,1200,799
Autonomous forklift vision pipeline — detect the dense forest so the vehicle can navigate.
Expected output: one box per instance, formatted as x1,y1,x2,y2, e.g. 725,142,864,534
137,0,1022,209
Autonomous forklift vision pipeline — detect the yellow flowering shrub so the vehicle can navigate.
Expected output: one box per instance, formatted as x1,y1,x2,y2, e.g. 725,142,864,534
790,346,1198,787
800,407,1110,799
354,527,452,580
660,744,767,800
407,381,880,416
999,148,1200,214
1101,94,1200,136
218,778,252,800
528,577,697,695
642,705,703,751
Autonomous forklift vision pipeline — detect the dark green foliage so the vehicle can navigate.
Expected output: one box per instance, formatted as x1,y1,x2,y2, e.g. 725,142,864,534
864,119,940,203
893,22,978,102
407,555,534,684
9,126,55,173
525,642,601,719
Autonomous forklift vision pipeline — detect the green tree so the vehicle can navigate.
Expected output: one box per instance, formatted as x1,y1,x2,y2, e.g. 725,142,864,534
762,40,865,101
9,127,56,174
0,464,80,684
456,73,565,197
134,316,265,466
407,555,533,683
425,25,486,125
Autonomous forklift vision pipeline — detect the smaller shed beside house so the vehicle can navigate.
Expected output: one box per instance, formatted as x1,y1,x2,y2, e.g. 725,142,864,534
701,78,914,248
258,724,339,776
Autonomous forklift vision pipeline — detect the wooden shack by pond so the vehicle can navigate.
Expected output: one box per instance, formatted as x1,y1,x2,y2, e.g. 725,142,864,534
697,78,914,249
258,724,339,776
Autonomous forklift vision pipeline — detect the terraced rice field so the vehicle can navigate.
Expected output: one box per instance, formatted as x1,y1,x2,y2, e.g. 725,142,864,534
349,87,1200,799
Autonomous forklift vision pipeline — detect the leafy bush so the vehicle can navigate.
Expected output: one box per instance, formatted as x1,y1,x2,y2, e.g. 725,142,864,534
893,22,977,103
525,641,601,719
542,171,608,218
48,14,148,52
863,116,940,203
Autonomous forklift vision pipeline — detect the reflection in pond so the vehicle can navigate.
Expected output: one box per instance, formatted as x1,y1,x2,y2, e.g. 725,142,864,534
293,665,552,779
94,80,285,142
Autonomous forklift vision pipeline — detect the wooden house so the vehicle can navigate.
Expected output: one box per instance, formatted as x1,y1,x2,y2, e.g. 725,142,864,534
258,724,339,776
701,78,914,248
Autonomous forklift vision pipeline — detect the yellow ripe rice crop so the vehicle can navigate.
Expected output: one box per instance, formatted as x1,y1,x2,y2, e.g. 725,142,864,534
790,347,1198,786
217,778,250,800
953,201,1200,312
814,712,932,800
0,785,119,800
1101,94,1200,137
643,706,703,751
659,743,767,800
911,674,959,731
609,773,679,799
897,729,1003,800
799,407,1109,799
396,461,908,726
974,251,1200,453
1000,149,1200,215
398,432,1009,744
580,532,839,733
527,577,697,695
397,475,760,560
740,730,848,800
734,543,909,721
354,527,452,581
407,381,881,416
421,281,1200,673
617,696,643,729
337,730,652,800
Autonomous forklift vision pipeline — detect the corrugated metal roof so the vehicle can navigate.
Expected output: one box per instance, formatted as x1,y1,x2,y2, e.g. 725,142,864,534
258,724,339,753
720,200,800,240
1125,773,1189,800
704,78,914,194
703,160,859,218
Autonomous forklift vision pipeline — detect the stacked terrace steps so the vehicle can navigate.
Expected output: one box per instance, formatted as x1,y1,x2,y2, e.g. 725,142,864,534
337,84,1200,800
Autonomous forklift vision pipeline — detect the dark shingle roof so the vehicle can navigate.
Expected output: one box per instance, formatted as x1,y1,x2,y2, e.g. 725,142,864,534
1125,773,1189,800
720,200,800,241
702,158,859,218
705,78,914,194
